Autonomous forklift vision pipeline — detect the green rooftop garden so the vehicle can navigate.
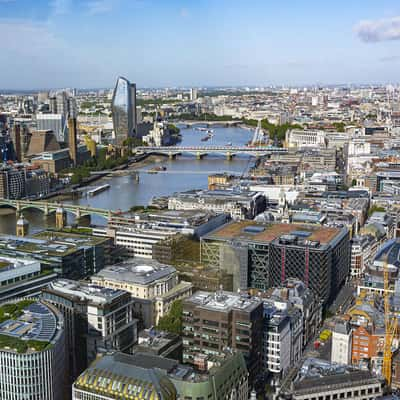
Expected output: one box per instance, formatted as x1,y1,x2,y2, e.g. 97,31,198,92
0,335,50,353
0,300,51,353
0,300,36,323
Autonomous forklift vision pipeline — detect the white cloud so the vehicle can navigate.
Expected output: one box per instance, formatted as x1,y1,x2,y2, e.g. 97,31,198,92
50,0,72,15
0,19,62,56
86,0,115,15
355,16,400,42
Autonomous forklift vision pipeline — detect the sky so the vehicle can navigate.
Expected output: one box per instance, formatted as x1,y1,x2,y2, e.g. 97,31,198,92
2,0,400,89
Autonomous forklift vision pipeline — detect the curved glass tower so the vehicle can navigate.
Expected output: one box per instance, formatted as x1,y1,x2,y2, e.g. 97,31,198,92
111,76,137,145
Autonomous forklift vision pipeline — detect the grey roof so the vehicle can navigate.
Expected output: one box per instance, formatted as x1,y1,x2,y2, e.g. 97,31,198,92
293,370,381,394
94,258,176,285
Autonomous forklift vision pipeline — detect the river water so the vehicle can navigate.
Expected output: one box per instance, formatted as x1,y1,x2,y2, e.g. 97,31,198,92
0,125,254,233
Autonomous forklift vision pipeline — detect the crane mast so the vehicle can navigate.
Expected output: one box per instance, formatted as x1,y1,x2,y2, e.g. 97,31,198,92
383,259,397,385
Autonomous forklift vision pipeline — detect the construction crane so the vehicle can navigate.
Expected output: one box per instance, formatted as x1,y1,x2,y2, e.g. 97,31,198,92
382,258,397,385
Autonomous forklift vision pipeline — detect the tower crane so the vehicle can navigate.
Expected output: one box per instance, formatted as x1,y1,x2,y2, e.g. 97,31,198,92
382,258,397,385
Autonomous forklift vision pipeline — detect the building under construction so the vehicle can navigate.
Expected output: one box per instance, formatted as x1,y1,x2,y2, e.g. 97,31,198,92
201,221,350,305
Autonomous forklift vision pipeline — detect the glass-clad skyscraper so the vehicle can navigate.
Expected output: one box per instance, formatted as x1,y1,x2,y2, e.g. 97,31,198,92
111,76,137,145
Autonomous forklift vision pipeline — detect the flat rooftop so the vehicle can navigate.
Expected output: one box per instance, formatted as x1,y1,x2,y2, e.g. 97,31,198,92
185,290,262,313
46,279,125,304
94,258,176,285
0,256,39,273
0,231,108,257
205,221,342,245
0,300,62,352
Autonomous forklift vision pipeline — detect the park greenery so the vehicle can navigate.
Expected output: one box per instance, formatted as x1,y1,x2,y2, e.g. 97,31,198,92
137,98,183,106
156,300,183,335
242,118,303,143
64,147,129,185
173,113,304,144
368,205,385,217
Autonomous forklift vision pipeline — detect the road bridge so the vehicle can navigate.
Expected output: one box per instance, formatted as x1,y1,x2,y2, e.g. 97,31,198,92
176,120,242,127
0,199,114,219
135,145,287,159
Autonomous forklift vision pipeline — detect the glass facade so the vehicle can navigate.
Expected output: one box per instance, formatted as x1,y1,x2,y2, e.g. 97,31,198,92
111,76,137,145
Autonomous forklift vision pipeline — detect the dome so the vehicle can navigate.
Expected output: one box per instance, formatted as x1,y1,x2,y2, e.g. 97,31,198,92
132,265,154,274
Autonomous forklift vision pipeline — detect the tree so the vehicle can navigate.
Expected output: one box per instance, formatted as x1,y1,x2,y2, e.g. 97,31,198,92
156,300,183,335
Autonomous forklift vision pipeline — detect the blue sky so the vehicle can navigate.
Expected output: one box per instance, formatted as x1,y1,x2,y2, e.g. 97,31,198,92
2,0,400,89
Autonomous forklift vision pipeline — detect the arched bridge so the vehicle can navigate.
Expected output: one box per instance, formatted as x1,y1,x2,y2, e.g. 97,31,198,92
135,145,287,159
0,199,114,219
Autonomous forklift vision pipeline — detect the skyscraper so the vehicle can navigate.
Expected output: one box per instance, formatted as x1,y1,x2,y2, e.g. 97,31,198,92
111,76,137,145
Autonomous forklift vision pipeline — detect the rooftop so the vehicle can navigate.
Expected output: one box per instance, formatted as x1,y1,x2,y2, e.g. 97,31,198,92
0,300,63,353
185,290,262,313
0,231,108,258
46,279,126,304
74,352,176,399
205,221,342,245
94,258,176,285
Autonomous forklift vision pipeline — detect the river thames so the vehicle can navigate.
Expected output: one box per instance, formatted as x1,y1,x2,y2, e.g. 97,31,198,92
0,125,255,234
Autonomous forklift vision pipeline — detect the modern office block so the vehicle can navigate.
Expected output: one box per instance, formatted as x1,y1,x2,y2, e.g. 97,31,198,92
0,299,65,400
42,279,137,386
111,76,137,145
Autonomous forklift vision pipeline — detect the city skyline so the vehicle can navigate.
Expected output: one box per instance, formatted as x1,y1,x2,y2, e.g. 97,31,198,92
2,0,400,89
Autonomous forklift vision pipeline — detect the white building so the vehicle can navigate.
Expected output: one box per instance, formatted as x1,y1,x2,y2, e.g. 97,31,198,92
350,235,377,279
0,299,65,400
92,258,193,327
331,320,353,365
92,226,177,259
285,129,327,148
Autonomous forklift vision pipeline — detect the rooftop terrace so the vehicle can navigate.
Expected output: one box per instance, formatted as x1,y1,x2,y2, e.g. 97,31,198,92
206,221,341,244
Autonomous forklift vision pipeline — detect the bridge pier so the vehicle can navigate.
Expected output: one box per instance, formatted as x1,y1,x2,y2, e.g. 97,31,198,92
77,214,91,226
168,152,176,160
196,152,207,160
44,203,50,216
226,152,236,161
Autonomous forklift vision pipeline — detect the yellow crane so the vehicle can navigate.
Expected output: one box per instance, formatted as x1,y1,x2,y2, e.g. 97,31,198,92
382,259,397,385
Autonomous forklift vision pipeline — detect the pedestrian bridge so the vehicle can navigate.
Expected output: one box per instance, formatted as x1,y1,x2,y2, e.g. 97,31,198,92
0,199,113,219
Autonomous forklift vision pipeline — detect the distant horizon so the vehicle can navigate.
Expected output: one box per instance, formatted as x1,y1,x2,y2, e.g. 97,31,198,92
2,81,400,94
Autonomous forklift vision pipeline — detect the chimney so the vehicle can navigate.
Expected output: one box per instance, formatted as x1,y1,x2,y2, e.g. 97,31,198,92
68,118,78,166
13,124,21,162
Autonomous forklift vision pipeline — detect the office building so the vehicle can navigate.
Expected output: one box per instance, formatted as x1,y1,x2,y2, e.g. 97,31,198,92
134,330,183,361
76,351,249,400
278,369,384,400
266,278,322,348
92,258,193,327
73,352,177,400
350,234,378,279
0,165,25,199
0,299,65,400
111,76,137,145
42,279,138,386
182,290,263,389
331,319,353,365
36,113,67,143
168,189,266,220
0,231,113,279
189,88,198,101
201,221,350,304
0,255,57,302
